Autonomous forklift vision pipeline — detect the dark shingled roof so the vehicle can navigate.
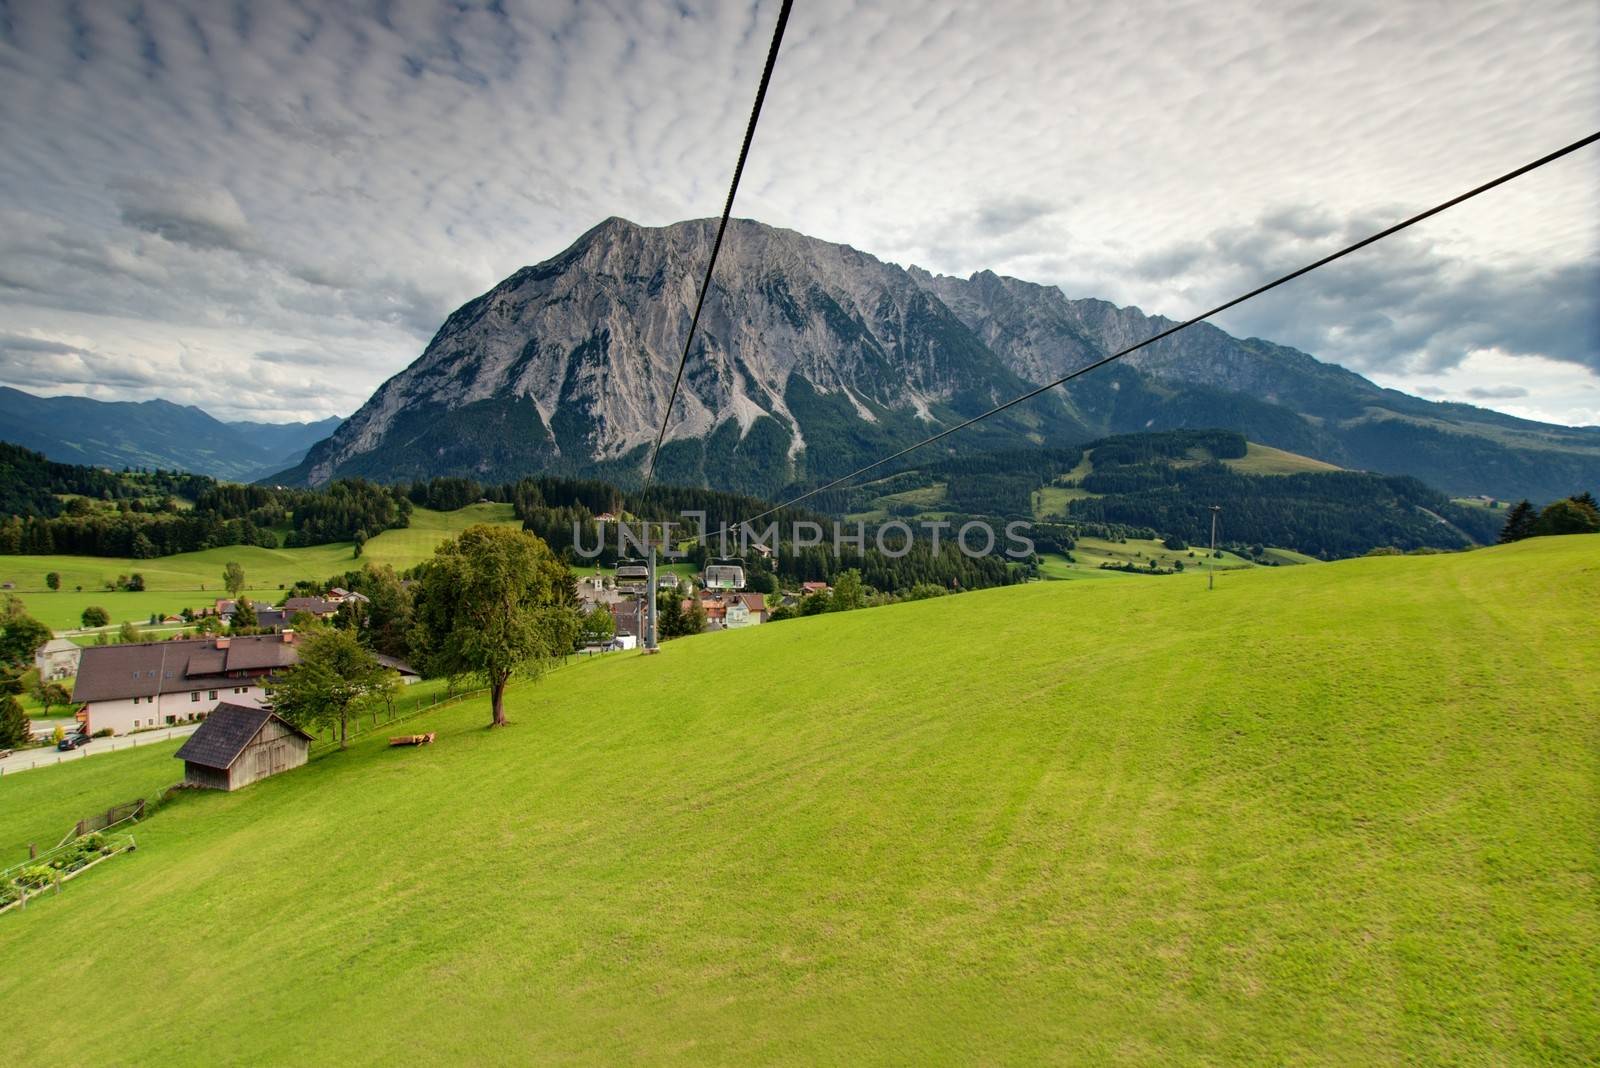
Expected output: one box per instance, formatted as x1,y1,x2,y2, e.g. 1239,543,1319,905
373,653,419,676
174,703,311,770
73,635,300,703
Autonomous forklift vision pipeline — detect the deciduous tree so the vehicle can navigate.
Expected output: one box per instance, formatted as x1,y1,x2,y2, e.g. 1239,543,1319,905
0,695,31,748
578,607,615,647
830,569,866,611
32,679,70,717
269,626,394,749
410,525,580,728
1533,496,1600,537
223,561,247,599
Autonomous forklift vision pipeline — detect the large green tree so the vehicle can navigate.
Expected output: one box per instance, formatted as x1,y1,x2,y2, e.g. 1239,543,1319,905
578,607,615,647
1533,496,1600,537
0,596,51,676
830,569,867,612
80,605,110,628
0,694,30,749
410,525,580,728
356,563,415,658
230,596,259,634
269,626,396,749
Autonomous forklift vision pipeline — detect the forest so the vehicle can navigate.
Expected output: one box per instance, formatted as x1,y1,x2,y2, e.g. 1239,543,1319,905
0,442,412,556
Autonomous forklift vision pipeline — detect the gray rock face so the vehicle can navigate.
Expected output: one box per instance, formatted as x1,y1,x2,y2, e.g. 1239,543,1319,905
288,217,1600,501
302,217,1034,486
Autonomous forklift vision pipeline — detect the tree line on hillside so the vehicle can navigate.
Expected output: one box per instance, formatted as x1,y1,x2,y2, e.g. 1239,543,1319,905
0,441,212,517
1068,464,1501,558
0,442,413,557
1498,494,1600,542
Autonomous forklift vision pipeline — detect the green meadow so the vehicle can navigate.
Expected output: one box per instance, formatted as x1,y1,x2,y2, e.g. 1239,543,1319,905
0,504,520,630
1223,441,1342,475
1,535,1595,1064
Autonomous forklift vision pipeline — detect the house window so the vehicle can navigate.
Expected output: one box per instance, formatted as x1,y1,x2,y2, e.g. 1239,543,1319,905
191,692,200,702
165,715,175,725
133,720,139,728
208,690,217,700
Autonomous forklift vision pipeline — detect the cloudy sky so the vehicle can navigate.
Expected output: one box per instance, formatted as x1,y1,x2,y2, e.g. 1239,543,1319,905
0,0,1595,426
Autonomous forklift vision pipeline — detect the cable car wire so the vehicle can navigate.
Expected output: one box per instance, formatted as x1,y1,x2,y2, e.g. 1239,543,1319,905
697,130,1600,540
644,0,796,489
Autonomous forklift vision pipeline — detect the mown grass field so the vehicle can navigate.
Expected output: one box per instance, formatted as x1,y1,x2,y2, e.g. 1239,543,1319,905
2,536,1596,1064
0,504,520,630
0,677,461,860
1041,536,1264,577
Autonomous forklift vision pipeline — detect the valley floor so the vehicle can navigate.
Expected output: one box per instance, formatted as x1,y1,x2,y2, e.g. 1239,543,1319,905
1,536,1596,1065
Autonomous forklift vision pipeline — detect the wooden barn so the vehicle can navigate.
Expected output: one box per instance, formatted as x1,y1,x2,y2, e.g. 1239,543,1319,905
173,702,312,791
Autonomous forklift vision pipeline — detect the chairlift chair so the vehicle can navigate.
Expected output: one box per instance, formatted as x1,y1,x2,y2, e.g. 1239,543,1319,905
703,556,746,592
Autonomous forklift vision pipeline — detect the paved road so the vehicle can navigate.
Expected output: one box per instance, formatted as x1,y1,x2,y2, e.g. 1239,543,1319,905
0,724,199,777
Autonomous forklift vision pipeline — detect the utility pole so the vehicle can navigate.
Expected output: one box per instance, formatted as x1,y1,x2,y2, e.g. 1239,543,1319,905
1208,505,1221,591
645,537,659,651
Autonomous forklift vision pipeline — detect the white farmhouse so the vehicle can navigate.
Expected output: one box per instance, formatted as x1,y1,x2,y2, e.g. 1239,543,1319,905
70,633,301,736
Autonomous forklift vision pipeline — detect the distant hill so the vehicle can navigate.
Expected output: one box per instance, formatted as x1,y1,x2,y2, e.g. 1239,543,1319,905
0,386,341,480
275,216,1599,501
826,429,1506,558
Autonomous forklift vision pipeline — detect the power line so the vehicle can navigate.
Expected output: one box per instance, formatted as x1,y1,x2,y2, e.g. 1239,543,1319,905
643,0,796,489
713,130,1599,534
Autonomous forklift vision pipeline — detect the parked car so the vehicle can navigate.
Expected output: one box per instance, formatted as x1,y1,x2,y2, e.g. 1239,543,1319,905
57,734,91,751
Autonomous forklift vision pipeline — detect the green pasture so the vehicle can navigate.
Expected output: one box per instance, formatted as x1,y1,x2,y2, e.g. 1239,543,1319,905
1,535,1594,1063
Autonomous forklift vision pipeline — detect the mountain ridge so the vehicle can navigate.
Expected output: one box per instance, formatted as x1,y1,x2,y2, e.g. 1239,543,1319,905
0,386,341,481
268,216,1598,501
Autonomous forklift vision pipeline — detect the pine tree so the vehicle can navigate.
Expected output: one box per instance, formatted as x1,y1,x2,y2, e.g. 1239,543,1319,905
1498,500,1538,543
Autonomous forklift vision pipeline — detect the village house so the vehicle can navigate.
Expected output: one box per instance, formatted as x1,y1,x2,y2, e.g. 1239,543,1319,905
577,576,623,613
284,596,340,619
725,592,768,628
609,599,645,641
374,653,421,684
174,702,312,791
71,632,301,736
801,581,832,595
35,636,82,680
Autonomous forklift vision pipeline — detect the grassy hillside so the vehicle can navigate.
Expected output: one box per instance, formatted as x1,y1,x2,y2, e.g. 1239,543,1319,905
1225,441,1342,475
0,504,519,629
2,536,1596,1064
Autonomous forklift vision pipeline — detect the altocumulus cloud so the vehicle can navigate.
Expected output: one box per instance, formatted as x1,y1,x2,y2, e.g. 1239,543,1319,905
0,0,1594,423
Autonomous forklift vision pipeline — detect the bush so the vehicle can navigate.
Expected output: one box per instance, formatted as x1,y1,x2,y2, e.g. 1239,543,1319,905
0,882,17,906
16,865,55,889
81,605,111,627
93,727,114,737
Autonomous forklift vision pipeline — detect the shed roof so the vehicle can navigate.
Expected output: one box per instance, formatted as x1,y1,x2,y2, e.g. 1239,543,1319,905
373,653,419,676
174,703,311,770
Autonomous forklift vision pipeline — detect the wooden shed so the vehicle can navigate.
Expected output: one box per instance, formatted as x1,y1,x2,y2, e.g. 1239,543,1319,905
174,703,312,791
